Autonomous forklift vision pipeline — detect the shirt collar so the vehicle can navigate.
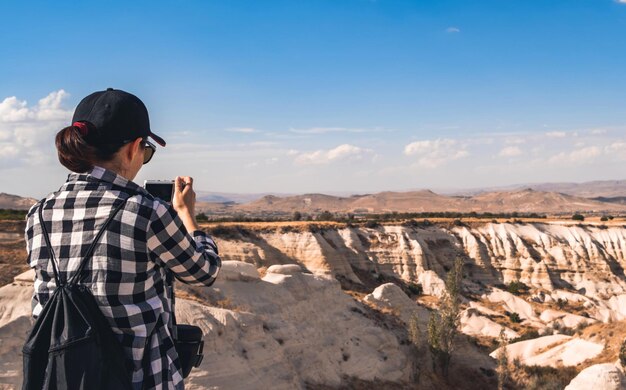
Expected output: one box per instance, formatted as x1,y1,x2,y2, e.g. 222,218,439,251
63,165,149,196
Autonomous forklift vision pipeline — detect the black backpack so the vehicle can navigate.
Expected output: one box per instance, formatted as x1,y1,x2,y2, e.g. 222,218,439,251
22,197,133,390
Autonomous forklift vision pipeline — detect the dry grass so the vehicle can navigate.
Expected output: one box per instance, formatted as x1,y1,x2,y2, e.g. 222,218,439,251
508,364,579,390
0,233,29,286
199,220,346,233
578,320,626,366
196,217,625,234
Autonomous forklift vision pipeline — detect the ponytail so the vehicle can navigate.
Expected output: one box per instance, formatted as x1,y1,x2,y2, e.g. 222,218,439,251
55,122,124,173
55,124,97,173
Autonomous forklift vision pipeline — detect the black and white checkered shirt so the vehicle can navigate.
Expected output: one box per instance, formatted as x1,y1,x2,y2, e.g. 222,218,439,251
24,165,221,389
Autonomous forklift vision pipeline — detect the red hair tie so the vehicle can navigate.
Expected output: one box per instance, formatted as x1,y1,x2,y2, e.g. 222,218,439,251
72,121,89,135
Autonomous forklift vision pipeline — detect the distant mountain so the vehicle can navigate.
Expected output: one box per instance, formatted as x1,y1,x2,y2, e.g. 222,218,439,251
469,188,623,213
195,191,299,204
195,188,626,215
235,193,357,213
0,193,38,210
443,179,626,198
592,196,626,205
12,177,626,215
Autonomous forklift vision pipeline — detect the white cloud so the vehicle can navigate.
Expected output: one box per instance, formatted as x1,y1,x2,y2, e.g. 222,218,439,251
547,146,601,164
504,137,526,145
288,127,391,134
404,138,469,168
0,90,69,122
292,144,374,165
590,128,608,135
498,146,523,157
290,127,362,134
0,90,72,167
606,141,626,151
0,97,31,122
238,141,277,147
446,27,460,33
227,127,258,133
606,141,626,159
545,131,567,138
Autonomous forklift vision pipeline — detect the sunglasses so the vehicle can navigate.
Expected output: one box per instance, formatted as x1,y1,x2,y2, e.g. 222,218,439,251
120,138,156,164
142,139,156,164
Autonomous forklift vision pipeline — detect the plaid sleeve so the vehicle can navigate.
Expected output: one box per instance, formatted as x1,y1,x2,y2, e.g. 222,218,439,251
24,200,40,257
25,200,44,316
146,200,221,287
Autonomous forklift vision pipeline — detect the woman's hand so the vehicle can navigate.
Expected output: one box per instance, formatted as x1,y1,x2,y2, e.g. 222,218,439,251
172,176,200,232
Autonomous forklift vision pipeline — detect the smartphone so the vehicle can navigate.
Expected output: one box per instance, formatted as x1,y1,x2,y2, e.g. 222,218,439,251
144,180,175,203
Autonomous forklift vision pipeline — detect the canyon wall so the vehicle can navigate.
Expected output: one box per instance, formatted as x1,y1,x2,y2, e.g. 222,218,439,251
213,222,626,300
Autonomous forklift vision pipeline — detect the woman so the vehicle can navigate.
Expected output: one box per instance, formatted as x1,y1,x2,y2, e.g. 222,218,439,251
24,88,221,389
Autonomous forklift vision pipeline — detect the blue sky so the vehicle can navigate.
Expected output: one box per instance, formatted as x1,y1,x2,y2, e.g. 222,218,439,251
1,0,626,198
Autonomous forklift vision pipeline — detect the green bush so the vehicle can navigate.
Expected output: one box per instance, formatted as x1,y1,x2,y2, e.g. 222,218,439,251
572,214,585,221
620,339,626,367
508,312,521,323
317,210,334,221
407,283,423,296
521,365,578,390
0,209,28,220
511,329,540,343
365,220,380,229
506,281,528,295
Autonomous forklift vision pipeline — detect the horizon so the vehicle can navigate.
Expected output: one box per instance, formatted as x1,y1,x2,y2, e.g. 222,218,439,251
2,0,626,198
6,176,626,201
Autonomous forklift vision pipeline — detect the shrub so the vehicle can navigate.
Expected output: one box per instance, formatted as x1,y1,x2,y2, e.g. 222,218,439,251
572,214,585,221
317,210,334,221
508,312,521,323
620,339,626,367
308,224,324,233
408,312,421,348
208,225,249,239
522,365,578,390
574,321,590,334
293,211,302,221
511,329,540,343
0,209,28,220
407,283,423,296
551,321,575,336
402,219,419,228
427,258,463,378
365,220,380,229
496,328,509,390
506,281,528,295
601,215,609,222
453,219,466,227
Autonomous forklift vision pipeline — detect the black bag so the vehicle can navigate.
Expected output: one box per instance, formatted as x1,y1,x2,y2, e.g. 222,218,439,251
169,277,204,378
173,324,204,378
22,198,133,390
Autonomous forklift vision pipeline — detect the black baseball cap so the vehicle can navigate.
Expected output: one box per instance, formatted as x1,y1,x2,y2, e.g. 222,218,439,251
72,88,166,147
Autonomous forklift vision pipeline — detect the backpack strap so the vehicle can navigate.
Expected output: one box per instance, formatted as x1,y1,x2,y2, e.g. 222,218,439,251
68,197,130,285
37,199,63,287
37,196,130,287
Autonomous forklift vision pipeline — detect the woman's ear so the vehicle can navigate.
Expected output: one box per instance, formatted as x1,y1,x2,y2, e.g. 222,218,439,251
124,137,143,163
